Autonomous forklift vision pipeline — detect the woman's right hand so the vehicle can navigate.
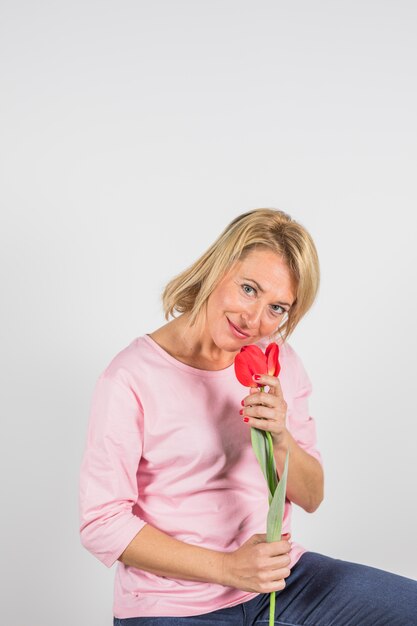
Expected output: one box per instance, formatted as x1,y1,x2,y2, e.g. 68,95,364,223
221,533,292,593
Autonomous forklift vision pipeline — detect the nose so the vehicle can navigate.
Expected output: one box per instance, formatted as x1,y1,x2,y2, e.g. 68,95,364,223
241,302,263,328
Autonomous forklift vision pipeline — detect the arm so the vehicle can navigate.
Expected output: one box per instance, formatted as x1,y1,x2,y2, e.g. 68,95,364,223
273,429,324,513
79,371,147,568
241,352,324,514
119,523,293,594
118,523,225,583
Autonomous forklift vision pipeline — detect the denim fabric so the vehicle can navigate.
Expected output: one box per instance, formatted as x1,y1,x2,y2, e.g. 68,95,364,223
113,551,417,625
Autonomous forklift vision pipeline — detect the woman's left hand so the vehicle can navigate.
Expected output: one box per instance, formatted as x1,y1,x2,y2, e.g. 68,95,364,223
240,373,288,448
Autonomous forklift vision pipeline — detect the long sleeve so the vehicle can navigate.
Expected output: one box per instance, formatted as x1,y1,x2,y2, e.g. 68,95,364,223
79,370,147,568
288,349,323,467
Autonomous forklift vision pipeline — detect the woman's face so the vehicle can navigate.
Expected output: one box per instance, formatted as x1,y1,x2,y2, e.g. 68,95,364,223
205,247,296,352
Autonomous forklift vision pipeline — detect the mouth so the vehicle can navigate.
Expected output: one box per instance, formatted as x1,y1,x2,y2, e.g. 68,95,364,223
227,317,252,339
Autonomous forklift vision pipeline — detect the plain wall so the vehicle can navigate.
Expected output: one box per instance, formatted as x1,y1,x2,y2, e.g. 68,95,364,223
1,1,416,625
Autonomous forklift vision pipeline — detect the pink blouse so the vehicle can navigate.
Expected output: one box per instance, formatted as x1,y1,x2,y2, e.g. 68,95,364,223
79,334,323,618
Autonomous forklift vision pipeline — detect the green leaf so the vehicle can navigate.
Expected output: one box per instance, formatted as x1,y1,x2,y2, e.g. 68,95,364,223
265,431,278,496
250,427,273,501
266,449,289,543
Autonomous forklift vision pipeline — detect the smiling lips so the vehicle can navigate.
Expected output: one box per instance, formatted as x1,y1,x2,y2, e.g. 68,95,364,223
227,318,251,339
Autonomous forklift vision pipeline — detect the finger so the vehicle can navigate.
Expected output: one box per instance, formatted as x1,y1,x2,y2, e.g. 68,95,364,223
262,578,287,593
266,554,292,570
252,374,284,397
242,414,276,428
243,405,276,420
242,391,277,409
270,566,291,581
253,533,290,545
264,539,292,556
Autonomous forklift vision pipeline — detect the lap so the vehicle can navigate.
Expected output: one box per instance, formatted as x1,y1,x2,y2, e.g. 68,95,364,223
260,551,417,625
114,551,417,626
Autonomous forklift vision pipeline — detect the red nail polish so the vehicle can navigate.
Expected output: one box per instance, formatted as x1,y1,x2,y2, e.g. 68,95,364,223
243,417,249,423
241,399,245,406
253,374,261,381
239,409,244,415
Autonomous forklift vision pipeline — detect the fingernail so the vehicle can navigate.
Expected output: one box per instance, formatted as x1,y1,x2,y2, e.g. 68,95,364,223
241,399,245,406
253,374,261,381
243,417,249,423
239,409,244,415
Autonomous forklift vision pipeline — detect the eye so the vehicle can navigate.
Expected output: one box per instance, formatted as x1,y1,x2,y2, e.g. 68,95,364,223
242,284,287,316
270,304,286,316
242,283,256,296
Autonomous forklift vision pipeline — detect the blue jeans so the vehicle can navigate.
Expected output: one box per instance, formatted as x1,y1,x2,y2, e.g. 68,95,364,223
113,551,417,625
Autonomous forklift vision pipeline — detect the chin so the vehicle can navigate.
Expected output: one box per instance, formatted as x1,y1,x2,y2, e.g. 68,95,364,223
218,336,239,351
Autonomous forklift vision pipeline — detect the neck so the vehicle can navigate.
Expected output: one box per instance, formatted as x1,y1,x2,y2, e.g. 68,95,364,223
168,312,238,369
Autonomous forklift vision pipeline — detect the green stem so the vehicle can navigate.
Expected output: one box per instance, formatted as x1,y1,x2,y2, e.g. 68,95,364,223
262,385,277,625
269,590,275,626
259,387,277,498
265,431,275,477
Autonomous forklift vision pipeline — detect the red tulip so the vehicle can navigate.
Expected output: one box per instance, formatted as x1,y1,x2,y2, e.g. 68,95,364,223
234,342,280,387
265,343,280,377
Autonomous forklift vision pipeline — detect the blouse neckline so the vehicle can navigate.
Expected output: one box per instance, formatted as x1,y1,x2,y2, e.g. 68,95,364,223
141,334,236,378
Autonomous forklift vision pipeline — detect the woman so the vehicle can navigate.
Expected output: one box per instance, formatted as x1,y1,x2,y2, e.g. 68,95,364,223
79,208,417,625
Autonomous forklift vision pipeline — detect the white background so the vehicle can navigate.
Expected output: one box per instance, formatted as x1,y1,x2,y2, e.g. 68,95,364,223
1,1,416,625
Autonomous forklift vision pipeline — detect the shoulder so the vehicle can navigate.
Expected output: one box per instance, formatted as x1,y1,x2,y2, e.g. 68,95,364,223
99,336,155,386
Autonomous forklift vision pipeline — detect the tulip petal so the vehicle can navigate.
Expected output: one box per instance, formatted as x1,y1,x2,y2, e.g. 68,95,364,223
234,353,258,387
234,344,268,387
265,342,280,377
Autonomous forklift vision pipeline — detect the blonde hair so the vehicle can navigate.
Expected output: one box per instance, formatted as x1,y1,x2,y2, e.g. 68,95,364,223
162,208,320,343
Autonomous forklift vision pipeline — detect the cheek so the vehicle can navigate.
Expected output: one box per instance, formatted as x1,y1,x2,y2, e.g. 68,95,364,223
260,316,279,334
214,287,238,311
210,283,253,316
